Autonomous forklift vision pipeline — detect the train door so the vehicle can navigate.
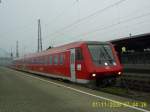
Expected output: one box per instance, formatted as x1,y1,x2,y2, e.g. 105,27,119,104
70,48,76,82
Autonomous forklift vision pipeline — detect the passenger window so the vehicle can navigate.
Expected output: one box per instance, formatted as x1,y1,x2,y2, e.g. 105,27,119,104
76,48,83,60
54,55,58,65
45,56,48,64
60,54,64,65
49,56,53,65
36,58,38,64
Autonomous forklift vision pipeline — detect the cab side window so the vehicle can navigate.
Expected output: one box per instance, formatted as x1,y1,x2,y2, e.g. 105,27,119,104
60,54,64,65
76,48,83,60
49,55,53,65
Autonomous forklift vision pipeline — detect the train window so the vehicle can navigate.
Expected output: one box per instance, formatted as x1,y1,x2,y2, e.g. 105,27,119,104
43,57,46,64
88,44,115,65
34,58,36,64
45,56,48,64
41,57,43,64
31,58,33,64
36,58,39,64
39,57,42,64
76,48,83,60
30,58,32,64
38,58,40,64
32,58,34,64
44,57,46,64
40,57,42,64
60,54,64,65
54,55,58,65
36,58,38,64
49,56,53,65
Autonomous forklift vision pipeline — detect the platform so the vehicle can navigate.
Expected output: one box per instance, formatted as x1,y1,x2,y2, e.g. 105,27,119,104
0,67,149,112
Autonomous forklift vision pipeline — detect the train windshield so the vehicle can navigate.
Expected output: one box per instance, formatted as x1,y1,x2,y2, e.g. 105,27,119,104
88,44,116,66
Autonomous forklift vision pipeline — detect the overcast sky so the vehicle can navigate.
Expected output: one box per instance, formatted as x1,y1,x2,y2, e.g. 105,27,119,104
0,0,150,56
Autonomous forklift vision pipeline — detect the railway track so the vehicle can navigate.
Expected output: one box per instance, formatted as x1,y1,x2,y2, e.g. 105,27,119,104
117,73,150,92
13,66,150,93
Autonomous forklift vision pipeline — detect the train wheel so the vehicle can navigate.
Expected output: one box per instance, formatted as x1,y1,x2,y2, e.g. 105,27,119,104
96,78,107,87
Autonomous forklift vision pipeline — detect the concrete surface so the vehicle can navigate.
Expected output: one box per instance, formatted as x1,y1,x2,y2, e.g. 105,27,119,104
0,67,149,112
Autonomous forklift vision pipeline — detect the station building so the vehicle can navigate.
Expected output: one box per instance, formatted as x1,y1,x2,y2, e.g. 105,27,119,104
110,33,150,64
110,33,150,71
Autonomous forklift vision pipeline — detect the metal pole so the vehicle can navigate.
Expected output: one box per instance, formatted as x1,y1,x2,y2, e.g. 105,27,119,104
38,19,40,52
38,19,42,52
16,41,19,58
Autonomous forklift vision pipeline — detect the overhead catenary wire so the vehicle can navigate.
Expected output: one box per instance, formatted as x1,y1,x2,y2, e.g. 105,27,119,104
47,4,150,39
0,0,78,54
44,0,78,27
75,11,150,37
45,0,127,38
51,11,150,40
0,0,77,38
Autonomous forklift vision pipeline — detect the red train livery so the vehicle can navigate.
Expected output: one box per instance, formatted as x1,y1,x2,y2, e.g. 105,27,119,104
13,41,123,86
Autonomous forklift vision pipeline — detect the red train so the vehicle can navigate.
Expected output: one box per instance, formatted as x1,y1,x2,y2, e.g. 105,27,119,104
13,41,123,86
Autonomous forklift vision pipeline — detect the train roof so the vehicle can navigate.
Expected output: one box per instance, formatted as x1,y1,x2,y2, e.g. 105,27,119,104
17,41,109,59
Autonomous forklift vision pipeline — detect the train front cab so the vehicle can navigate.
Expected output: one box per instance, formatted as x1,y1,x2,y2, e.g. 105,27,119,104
85,42,123,86
70,42,122,86
69,42,123,86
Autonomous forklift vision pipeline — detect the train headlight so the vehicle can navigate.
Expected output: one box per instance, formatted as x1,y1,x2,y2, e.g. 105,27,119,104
104,62,108,66
118,72,122,75
113,62,117,66
92,73,96,77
